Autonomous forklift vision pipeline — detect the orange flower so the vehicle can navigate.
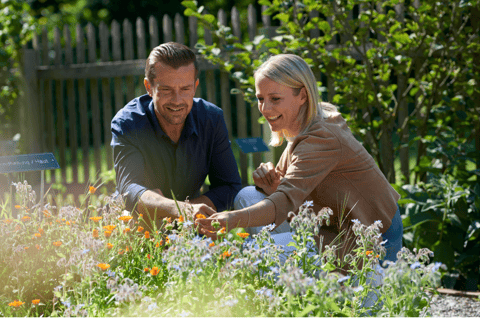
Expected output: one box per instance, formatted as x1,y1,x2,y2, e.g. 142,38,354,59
166,236,170,245
52,241,62,247
103,225,116,231
375,254,380,258
38,228,44,234
21,216,31,222
107,243,114,249
195,213,206,220
124,227,131,234
137,226,144,233
15,205,23,209
125,246,132,252
35,244,41,250
221,251,232,259
166,217,172,223
177,216,184,223
43,210,51,218
144,231,150,239
104,230,112,238
66,221,71,226
24,246,29,250
32,299,40,305
118,216,133,222
150,266,160,276
88,186,97,194
3,219,12,224
366,251,373,256
158,240,164,246
61,218,66,222
118,249,125,255
34,233,41,238
147,254,151,259
237,232,250,239
218,227,226,234
89,216,102,222
209,242,215,247
144,267,150,272
97,263,110,271
92,229,99,238
15,225,21,231
8,300,24,307
138,214,143,218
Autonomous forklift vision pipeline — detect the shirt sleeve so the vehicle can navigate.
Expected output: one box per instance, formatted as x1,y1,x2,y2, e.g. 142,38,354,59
203,111,242,212
266,130,342,227
111,120,148,211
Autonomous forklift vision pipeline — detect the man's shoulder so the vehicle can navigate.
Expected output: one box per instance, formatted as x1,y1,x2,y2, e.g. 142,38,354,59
192,98,223,118
112,94,152,129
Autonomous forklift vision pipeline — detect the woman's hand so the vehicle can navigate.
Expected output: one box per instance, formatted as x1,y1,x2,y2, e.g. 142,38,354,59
252,162,283,195
195,211,241,240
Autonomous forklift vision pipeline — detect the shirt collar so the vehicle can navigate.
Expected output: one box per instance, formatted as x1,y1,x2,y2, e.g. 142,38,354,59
147,98,198,142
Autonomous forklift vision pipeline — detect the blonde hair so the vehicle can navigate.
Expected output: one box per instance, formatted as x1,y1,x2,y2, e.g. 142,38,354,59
254,54,338,146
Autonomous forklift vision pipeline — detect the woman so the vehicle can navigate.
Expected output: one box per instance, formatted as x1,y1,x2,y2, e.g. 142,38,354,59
196,54,402,266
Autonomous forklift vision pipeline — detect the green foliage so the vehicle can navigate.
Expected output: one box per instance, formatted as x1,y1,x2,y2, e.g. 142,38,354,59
0,0,36,138
183,0,480,185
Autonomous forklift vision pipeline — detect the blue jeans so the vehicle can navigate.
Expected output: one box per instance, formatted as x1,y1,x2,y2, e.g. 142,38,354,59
380,205,403,264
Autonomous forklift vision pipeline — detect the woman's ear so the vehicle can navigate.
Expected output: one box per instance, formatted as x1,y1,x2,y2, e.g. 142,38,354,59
300,87,308,104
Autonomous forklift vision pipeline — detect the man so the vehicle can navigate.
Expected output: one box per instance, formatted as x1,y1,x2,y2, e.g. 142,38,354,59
111,42,241,224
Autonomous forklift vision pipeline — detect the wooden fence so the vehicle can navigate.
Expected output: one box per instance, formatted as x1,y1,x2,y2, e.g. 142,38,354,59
21,5,279,196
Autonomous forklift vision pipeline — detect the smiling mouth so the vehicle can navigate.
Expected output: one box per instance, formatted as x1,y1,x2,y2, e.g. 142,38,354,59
268,115,281,121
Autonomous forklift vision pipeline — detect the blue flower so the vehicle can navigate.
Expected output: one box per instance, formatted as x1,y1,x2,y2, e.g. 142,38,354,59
303,200,314,207
337,275,351,284
81,249,90,254
147,302,158,311
410,262,421,269
106,270,116,278
270,267,279,274
351,219,360,224
61,301,71,308
353,285,364,292
252,259,262,266
201,254,212,263
431,262,444,272
183,221,193,227
380,239,388,246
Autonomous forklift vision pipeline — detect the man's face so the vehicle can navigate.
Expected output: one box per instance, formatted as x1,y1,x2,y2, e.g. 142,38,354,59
144,62,199,132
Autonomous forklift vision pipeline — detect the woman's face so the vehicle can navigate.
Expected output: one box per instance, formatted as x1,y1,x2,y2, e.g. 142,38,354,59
255,76,307,136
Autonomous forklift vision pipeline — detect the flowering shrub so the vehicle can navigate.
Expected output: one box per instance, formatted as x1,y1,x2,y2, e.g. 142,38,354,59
0,181,444,317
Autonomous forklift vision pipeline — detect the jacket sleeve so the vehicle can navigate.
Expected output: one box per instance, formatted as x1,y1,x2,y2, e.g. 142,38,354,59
266,129,342,227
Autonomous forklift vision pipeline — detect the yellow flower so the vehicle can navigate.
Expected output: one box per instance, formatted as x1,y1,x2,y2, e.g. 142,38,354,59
97,263,110,271
118,216,133,222
52,241,62,247
89,186,97,194
107,243,114,249
177,216,184,223
137,226,144,233
103,225,116,231
32,299,40,305
150,266,160,276
8,300,24,307
104,230,112,238
89,216,102,222
21,216,31,222
144,231,150,239
34,233,41,238
209,242,215,247
92,229,99,238
237,232,250,239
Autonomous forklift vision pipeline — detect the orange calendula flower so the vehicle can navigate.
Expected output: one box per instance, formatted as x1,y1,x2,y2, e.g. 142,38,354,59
147,254,151,259
66,221,71,226
166,217,172,223
8,300,24,307
38,228,44,234
24,246,29,250
125,246,132,252
104,230,112,238
34,233,42,238
107,243,114,249
52,241,62,247
124,227,131,234
366,251,373,256
97,263,110,271
32,299,40,305
144,231,150,239
177,216,184,223
195,213,206,220
3,219,13,224
221,251,232,259
144,267,150,272
218,227,226,234
89,186,97,194
118,249,125,255
155,242,160,248
103,225,116,231
92,229,99,238
43,210,51,218
150,266,160,276
237,232,250,239
89,216,102,222
21,216,31,222
209,242,215,247
15,205,23,209
159,240,164,246
35,244,41,250
137,226,144,233
138,214,143,218
118,216,133,222
166,236,170,245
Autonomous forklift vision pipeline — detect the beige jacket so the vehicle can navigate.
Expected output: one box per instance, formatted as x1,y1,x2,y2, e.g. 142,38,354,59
266,112,400,250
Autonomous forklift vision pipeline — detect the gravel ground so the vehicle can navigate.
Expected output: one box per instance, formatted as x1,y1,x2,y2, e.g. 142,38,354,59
422,293,480,317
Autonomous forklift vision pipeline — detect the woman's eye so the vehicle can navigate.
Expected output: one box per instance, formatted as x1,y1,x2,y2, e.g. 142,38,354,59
271,97,280,102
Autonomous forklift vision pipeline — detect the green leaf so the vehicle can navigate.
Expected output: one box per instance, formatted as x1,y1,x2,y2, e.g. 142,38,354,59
181,1,198,11
183,8,196,17
297,304,316,317
274,12,290,23
322,262,336,272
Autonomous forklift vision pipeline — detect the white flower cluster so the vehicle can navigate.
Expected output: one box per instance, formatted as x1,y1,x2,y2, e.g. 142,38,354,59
277,265,317,296
108,277,144,303
12,181,36,206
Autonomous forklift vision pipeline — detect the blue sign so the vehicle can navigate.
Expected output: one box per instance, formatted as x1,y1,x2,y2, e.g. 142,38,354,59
0,153,60,174
235,137,269,154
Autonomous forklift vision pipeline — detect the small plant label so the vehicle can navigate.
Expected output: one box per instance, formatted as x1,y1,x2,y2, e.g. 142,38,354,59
0,152,59,174
235,137,269,154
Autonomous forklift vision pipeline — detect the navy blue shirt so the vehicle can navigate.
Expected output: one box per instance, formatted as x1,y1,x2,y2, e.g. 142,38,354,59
111,94,242,212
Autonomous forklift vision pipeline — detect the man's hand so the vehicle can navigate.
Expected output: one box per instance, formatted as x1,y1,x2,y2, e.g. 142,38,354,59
252,162,283,195
195,211,240,240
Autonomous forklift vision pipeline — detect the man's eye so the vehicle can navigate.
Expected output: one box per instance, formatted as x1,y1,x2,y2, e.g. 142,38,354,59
271,97,280,102
257,98,264,102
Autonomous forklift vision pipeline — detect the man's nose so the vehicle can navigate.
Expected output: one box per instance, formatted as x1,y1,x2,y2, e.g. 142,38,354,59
171,90,181,103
